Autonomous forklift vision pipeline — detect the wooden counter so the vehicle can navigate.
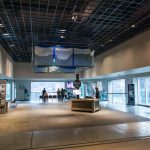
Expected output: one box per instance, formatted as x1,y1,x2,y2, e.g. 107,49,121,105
71,99,100,113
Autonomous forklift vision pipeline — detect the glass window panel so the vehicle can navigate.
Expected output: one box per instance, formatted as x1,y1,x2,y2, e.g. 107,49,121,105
108,79,125,104
31,82,65,101
138,78,146,105
6,83,11,101
146,77,150,105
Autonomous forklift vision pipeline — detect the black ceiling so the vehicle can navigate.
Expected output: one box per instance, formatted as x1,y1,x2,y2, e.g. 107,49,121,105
0,0,150,62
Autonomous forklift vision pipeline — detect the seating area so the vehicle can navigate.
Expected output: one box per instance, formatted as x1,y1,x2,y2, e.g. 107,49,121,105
39,95,58,101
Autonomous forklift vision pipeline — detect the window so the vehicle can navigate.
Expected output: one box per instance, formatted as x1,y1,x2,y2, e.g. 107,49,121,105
108,79,126,104
31,82,65,101
138,77,150,106
97,81,102,91
6,82,11,101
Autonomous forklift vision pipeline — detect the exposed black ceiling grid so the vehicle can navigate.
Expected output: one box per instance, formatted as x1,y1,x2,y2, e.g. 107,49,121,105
0,0,150,62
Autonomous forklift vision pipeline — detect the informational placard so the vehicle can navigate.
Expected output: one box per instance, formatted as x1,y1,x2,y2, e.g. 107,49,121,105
73,89,81,95
128,84,135,105
0,80,6,105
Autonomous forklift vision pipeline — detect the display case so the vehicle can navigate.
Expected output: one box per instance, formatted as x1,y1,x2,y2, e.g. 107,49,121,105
0,80,6,104
0,80,8,113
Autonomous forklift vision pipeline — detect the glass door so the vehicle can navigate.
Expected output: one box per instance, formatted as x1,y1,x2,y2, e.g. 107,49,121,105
108,79,126,104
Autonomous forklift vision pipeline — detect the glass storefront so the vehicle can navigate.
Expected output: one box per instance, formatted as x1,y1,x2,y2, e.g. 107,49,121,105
108,79,126,104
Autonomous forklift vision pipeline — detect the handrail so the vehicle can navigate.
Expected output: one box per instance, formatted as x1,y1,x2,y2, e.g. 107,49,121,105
107,93,127,94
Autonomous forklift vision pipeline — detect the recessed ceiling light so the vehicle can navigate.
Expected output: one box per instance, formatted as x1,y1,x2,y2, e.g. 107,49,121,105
71,16,77,21
3,33,9,36
131,24,135,28
60,35,65,39
109,39,112,42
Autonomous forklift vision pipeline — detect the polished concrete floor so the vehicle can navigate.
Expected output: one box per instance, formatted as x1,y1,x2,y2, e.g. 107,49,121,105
0,101,150,150
101,101,150,118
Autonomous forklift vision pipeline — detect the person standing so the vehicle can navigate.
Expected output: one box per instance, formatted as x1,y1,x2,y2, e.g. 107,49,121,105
42,88,46,102
42,88,46,96
57,88,61,101
61,88,65,101
95,87,100,99
24,88,29,101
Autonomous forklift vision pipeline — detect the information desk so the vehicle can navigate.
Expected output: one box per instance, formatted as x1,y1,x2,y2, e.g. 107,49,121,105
71,99,100,113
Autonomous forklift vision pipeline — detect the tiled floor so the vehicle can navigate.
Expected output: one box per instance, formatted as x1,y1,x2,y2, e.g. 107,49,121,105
0,102,150,150
57,138,150,150
0,121,150,150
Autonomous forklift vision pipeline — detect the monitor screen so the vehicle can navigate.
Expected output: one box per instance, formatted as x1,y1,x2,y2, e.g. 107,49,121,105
66,81,75,89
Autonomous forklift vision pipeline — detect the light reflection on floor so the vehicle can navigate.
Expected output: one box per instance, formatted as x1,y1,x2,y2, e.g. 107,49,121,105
101,101,150,119
29,98,71,104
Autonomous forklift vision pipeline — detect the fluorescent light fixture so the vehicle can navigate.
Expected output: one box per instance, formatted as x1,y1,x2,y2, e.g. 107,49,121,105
3,33,9,36
59,29,66,32
0,23,4,27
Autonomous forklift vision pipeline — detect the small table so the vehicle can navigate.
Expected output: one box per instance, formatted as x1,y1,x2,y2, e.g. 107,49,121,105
71,99,100,113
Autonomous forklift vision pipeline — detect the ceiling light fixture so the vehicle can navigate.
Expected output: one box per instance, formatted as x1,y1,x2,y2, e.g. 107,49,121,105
59,29,66,32
131,24,135,28
100,44,104,47
0,23,4,27
72,16,77,21
3,33,9,36
10,44,15,47
60,35,65,39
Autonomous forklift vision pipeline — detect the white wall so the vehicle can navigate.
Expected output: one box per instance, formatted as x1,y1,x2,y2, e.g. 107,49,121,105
0,44,14,78
83,30,150,78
